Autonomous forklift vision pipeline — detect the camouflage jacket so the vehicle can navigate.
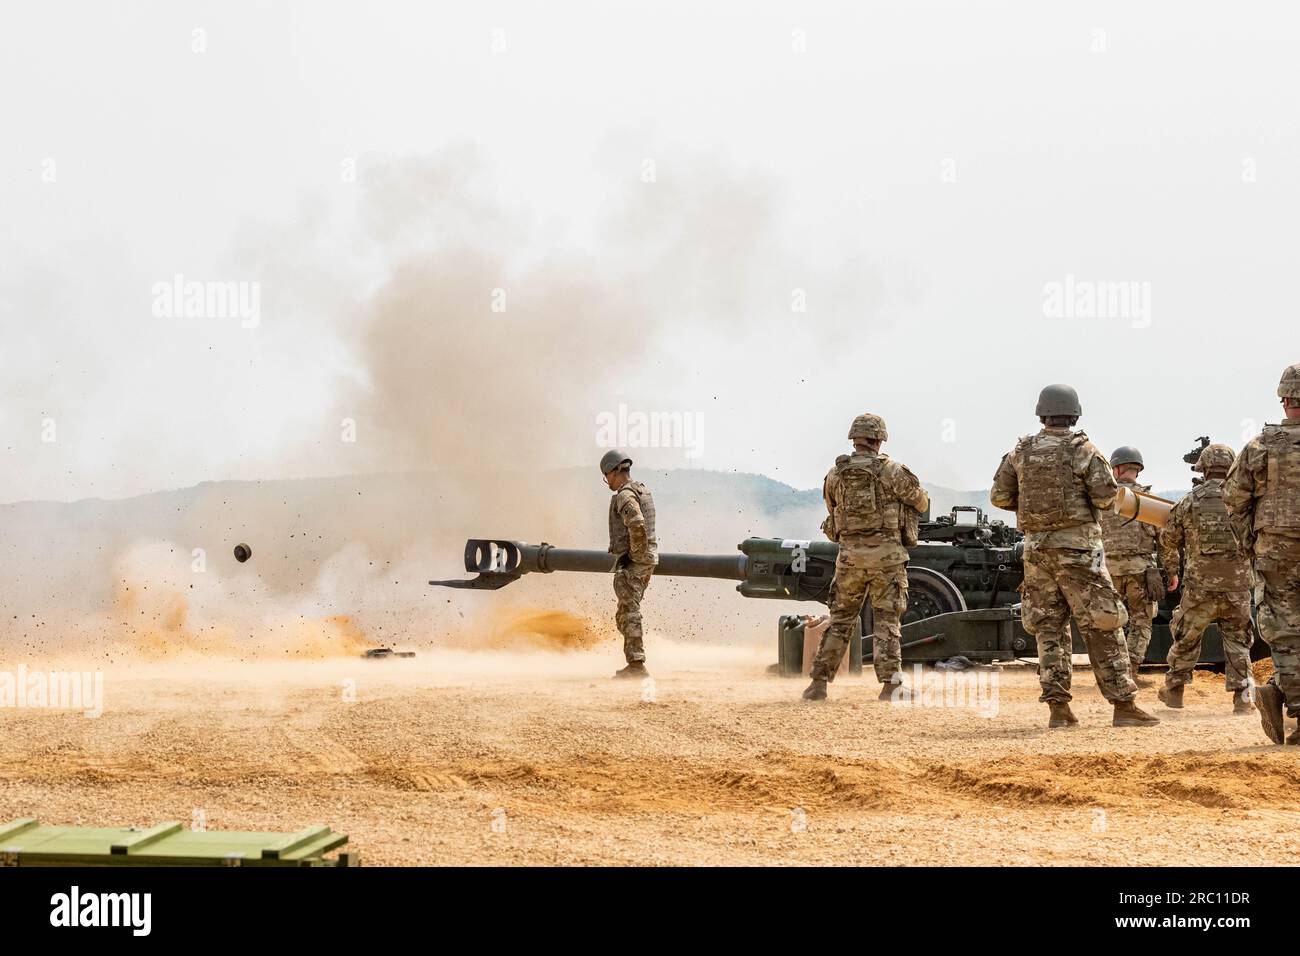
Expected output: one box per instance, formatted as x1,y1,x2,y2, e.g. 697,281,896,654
990,427,1117,552
608,479,658,566
1100,479,1160,576
822,452,929,565
1224,419,1300,562
1160,479,1250,592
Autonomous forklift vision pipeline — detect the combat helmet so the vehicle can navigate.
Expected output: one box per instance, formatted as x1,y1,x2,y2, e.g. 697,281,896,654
1279,363,1300,400
599,450,632,475
1194,443,1236,474
1035,384,1082,418
848,414,888,442
1109,446,1144,471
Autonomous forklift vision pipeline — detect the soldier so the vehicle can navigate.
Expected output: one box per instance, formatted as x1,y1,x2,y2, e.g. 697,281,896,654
1099,446,1162,683
990,384,1158,728
803,413,929,702
601,450,658,679
1157,444,1254,714
1224,363,1300,744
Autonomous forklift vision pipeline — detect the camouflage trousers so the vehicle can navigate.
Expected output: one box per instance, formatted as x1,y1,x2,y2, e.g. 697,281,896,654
1113,571,1157,672
613,563,654,664
1021,547,1137,704
1165,588,1252,691
1257,556,1300,713
812,551,907,683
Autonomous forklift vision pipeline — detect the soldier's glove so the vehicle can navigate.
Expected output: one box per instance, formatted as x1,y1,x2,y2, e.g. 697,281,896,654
1144,567,1165,598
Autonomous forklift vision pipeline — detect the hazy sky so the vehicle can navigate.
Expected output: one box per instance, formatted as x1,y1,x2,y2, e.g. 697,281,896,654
3,1,1297,503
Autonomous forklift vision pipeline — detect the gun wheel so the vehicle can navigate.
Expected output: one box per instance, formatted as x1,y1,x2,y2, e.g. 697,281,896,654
902,567,966,625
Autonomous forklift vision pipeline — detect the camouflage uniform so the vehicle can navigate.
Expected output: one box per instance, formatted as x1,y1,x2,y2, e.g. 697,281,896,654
990,428,1138,704
1225,418,1300,712
608,479,658,664
1160,478,1253,691
1099,479,1162,672
813,453,929,683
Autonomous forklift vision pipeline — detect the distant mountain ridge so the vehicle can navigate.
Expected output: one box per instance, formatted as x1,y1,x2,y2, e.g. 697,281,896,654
0,466,1192,638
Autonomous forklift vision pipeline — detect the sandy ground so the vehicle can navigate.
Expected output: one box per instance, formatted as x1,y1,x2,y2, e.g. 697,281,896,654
1,640,1297,866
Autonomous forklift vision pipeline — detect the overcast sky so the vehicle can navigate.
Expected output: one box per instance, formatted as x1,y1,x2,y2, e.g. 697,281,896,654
2,1,1296,503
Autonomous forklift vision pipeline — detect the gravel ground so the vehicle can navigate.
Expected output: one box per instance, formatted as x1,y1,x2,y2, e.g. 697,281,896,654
1,642,1296,866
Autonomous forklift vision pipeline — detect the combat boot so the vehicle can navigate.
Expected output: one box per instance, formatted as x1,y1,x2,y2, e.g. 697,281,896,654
1286,725,1300,746
1157,684,1184,709
1112,700,1160,727
877,678,917,702
802,678,828,702
1131,665,1152,689
1232,689,1253,715
1047,701,1078,728
614,662,648,680
1255,683,1285,744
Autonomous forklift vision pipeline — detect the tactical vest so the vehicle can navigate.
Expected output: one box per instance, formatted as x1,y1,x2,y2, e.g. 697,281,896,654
608,480,657,555
1100,481,1156,556
832,454,901,538
1187,479,1249,588
1016,432,1097,533
1254,424,1300,531
1190,480,1239,555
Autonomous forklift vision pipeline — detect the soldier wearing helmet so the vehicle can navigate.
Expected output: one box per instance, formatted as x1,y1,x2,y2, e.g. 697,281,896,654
802,412,929,702
990,384,1158,728
600,450,658,679
1158,443,1254,714
1224,363,1300,743
1098,445,1162,681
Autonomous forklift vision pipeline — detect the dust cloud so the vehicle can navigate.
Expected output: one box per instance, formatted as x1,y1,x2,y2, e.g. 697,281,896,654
1,148,822,661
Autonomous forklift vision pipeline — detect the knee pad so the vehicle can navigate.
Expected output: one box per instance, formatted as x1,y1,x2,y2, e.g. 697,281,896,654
1085,594,1126,632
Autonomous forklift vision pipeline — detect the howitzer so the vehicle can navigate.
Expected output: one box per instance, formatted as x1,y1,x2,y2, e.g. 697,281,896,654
429,492,1251,667
430,527,1007,625
431,511,1029,664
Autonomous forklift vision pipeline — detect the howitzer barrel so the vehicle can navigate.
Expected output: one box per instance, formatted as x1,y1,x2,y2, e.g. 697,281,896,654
430,538,749,590
430,536,830,600
1113,486,1175,529
532,546,748,580
659,553,750,578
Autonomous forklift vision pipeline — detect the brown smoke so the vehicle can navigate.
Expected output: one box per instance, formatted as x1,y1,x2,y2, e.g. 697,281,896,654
340,149,781,483
294,150,805,651
467,607,611,653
